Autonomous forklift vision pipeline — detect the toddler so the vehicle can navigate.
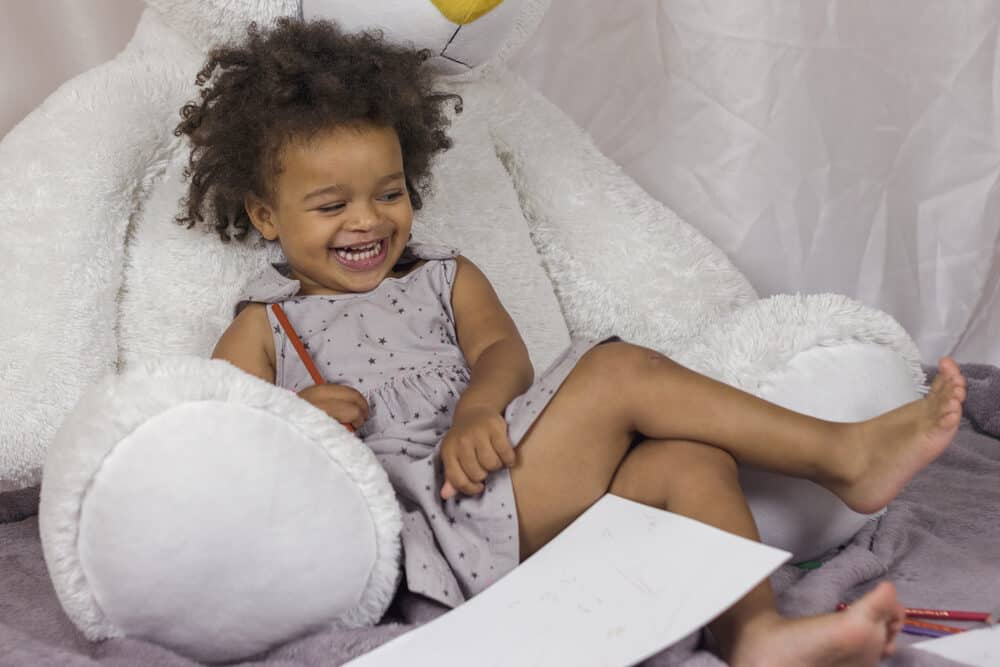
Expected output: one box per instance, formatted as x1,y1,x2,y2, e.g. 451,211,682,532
181,19,967,667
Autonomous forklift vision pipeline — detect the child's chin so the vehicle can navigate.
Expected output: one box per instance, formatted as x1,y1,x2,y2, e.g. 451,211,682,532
334,267,390,293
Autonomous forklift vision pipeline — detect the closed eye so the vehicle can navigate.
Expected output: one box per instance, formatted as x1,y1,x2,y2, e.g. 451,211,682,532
378,191,405,202
316,202,346,213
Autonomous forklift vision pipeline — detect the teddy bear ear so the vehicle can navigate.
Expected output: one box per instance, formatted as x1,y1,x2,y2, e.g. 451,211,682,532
301,0,550,75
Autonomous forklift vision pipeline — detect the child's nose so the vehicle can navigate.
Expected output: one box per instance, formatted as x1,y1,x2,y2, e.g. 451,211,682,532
349,201,379,229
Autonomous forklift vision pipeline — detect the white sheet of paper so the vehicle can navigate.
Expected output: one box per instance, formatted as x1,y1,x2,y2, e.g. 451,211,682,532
915,625,1000,667
347,494,789,667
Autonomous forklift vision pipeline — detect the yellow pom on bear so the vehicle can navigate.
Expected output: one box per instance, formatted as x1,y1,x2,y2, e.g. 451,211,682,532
430,0,503,25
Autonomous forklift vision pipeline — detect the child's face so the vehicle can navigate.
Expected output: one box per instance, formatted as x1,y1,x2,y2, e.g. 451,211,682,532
247,123,414,295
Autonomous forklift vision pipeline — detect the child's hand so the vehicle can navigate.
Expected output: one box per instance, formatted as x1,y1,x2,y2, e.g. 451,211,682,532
297,384,369,430
440,406,516,500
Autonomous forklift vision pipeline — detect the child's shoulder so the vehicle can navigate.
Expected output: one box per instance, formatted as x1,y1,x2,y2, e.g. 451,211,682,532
212,302,276,383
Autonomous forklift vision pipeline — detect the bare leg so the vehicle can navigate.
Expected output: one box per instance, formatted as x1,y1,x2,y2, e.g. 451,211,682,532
609,439,904,666
511,343,965,553
531,343,964,513
507,343,955,664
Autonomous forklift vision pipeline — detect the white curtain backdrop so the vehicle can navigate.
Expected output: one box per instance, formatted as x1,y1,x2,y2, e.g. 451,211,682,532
5,0,998,366
511,1,1000,366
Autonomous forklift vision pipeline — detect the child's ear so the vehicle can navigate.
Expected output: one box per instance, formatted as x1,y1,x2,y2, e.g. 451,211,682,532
244,194,279,241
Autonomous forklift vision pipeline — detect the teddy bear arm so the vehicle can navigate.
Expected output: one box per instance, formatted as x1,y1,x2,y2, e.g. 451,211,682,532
0,41,197,491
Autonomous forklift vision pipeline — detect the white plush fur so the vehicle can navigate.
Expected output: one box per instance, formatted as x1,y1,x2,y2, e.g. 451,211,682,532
40,356,401,660
5,0,930,658
673,293,926,392
0,13,202,491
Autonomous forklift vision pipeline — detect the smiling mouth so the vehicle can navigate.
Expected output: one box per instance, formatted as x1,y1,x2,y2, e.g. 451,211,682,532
331,237,390,271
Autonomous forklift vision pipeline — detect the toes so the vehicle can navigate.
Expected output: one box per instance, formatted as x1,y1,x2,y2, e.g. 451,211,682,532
938,410,960,433
937,357,960,383
858,581,900,620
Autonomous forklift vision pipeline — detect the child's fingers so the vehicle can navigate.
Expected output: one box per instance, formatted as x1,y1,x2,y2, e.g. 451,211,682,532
474,439,504,472
440,480,457,500
301,384,370,422
442,455,483,497
456,443,488,484
329,385,370,419
330,400,366,429
489,426,516,467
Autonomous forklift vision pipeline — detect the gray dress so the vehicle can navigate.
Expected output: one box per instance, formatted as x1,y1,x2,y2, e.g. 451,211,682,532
236,243,604,608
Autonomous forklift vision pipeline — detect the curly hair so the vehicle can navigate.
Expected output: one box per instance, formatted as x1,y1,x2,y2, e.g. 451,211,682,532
175,18,462,242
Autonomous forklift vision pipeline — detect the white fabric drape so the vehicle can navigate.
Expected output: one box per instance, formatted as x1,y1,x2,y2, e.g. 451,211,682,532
511,0,1000,366
5,0,997,365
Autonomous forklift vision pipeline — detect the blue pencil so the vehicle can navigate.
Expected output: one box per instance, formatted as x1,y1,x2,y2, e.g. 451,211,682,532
902,623,949,639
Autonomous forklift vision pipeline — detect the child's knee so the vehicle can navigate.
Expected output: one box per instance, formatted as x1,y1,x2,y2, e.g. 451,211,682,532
579,342,676,386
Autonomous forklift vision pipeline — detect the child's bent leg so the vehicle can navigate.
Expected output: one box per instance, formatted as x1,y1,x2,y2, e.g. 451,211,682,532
509,342,964,555
540,342,964,514
609,439,905,667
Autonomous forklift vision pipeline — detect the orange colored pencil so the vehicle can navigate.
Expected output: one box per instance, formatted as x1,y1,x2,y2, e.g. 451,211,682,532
902,618,966,635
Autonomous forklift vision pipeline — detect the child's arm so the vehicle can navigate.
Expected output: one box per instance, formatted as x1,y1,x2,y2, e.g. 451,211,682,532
441,257,534,498
212,304,368,429
212,304,277,383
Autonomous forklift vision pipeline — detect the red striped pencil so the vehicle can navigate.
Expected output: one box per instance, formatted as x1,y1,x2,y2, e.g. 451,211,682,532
905,608,994,624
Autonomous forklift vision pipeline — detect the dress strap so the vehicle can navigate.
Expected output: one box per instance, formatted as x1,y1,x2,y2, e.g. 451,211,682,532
270,303,325,385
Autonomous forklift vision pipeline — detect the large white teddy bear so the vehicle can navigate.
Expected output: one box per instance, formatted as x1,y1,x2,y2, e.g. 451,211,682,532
0,0,925,662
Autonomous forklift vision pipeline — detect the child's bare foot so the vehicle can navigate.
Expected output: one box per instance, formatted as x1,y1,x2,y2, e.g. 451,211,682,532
826,357,966,514
727,582,904,667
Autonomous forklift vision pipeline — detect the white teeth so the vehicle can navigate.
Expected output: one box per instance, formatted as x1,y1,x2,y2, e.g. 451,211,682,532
335,239,383,262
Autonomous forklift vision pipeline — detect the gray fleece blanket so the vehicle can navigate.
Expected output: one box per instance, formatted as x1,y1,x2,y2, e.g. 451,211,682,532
2,364,998,666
